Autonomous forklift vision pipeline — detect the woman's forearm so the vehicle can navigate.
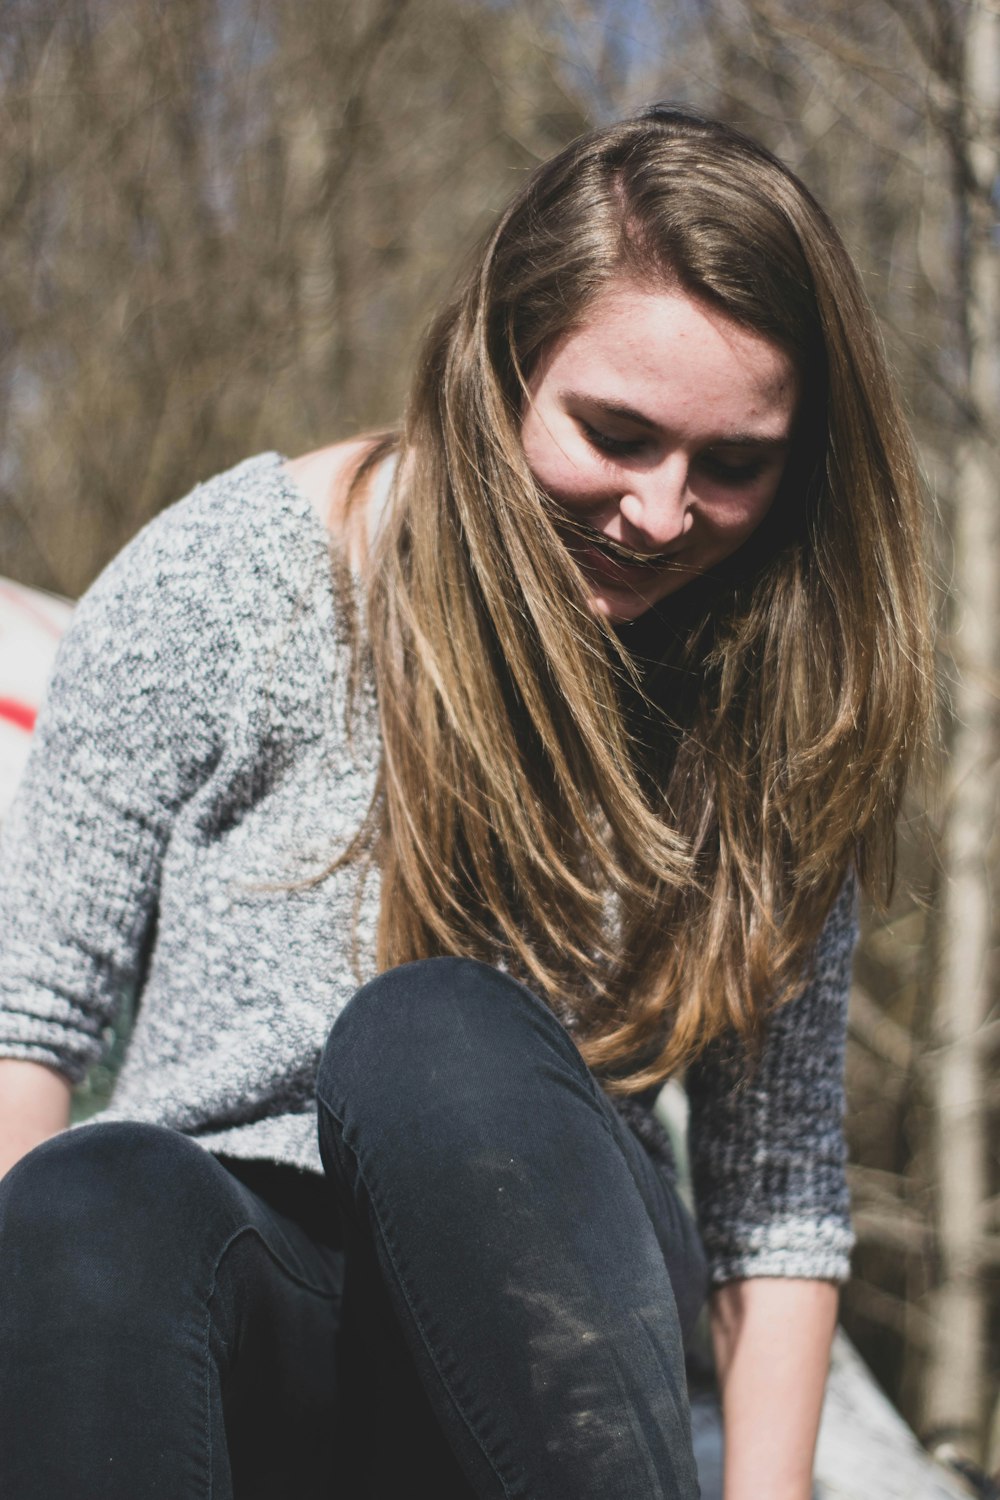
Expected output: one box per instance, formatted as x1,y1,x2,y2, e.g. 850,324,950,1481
0,1059,72,1179
710,1277,839,1500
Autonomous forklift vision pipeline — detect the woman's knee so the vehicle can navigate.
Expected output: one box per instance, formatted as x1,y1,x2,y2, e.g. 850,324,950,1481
317,957,590,1138
0,1122,236,1323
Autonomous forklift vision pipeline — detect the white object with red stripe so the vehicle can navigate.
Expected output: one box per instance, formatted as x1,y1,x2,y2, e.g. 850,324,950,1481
0,577,73,820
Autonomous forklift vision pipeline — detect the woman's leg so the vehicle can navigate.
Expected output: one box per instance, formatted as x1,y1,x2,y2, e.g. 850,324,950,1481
0,1122,343,1500
318,957,706,1500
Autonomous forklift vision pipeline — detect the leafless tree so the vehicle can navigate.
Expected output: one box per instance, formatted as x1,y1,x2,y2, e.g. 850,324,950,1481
0,0,587,595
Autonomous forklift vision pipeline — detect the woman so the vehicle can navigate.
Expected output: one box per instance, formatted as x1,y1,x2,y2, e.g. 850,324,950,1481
0,106,931,1499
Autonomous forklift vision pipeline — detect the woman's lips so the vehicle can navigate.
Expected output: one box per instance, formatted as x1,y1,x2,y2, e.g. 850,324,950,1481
560,524,686,584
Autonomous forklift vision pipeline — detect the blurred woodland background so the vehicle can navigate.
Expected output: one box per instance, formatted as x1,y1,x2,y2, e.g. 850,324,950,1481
2,0,999,1471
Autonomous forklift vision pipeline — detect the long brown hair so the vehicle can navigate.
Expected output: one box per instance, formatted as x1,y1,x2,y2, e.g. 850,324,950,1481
341,106,933,1091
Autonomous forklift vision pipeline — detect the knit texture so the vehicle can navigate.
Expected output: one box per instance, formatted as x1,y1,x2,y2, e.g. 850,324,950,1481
0,453,857,1283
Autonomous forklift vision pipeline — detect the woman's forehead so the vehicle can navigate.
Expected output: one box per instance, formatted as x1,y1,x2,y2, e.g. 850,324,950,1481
532,280,800,441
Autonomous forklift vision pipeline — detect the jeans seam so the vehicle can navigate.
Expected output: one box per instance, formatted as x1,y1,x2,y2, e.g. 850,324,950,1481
212,1221,343,1301
318,1090,518,1500
201,1222,342,1500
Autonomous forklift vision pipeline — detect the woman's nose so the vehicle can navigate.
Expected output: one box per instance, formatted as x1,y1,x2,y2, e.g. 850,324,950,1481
618,460,693,550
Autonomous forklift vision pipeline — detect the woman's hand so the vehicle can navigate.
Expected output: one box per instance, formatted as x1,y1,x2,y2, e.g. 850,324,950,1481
710,1276,839,1500
0,1059,72,1180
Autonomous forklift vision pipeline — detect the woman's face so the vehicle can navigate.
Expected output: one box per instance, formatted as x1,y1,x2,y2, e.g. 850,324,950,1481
520,279,800,622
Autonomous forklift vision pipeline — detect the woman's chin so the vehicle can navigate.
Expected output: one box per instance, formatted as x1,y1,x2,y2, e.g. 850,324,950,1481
585,575,690,623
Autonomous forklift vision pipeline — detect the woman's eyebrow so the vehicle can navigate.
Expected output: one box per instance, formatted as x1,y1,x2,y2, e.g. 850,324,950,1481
560,391,657,428
711,431,792,450
560,391,793,449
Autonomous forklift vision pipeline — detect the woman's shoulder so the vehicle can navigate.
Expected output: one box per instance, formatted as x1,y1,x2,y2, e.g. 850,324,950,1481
284,437,395,569
133,450,328,579
45,451,344,732
77,452,332,636
284,439,376,533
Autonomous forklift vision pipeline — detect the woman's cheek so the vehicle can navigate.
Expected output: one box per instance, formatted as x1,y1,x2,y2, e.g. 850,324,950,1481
546,454,617,514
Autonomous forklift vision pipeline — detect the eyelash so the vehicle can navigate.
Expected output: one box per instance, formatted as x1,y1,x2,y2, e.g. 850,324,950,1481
580,422,643,458
699,455,766,486
580,423,766,486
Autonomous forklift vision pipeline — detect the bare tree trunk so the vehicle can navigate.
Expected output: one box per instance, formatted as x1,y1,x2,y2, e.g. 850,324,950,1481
922,0,1000,1460
990,1391,1000,1476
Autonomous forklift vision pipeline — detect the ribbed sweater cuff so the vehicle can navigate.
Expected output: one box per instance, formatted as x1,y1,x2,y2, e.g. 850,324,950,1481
704,1213,855,1285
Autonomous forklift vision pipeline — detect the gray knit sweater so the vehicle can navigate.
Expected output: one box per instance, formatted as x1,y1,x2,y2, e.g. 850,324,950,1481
0,453,857,1284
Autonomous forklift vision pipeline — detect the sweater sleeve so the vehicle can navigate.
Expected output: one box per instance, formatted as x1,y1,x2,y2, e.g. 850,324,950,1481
0,484,243,1083
686,875,858,1285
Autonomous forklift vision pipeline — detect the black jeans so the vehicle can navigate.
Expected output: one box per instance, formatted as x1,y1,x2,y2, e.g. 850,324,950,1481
0,958,706,1498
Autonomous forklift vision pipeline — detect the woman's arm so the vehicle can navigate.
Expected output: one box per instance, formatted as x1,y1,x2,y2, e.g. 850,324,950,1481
0,481,242,1097
686,876,859,1284
711,1277,838,1500
685,880,858,1492
0,1059,72,1179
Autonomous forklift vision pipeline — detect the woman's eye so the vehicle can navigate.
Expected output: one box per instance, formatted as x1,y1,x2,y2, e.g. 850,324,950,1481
580,422,645,458
699,453,766,486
